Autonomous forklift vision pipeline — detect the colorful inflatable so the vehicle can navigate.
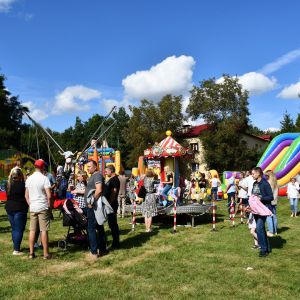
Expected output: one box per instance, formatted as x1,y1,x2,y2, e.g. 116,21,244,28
257,133,300,193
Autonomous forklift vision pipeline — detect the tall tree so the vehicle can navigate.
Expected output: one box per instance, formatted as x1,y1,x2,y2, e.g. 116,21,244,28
280,111,295,133
294,113,300,132
0,74,28,149
187,75,258,171
124,95,185,167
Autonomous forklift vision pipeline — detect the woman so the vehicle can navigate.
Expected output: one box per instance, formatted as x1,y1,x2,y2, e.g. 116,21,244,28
161,166,174,201
287,177,299,217
142,169,158,232
5,168,28,255
251,167,273,257
265,170,279,235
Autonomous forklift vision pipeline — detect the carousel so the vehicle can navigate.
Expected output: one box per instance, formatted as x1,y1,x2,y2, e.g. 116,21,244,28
126,131,213,229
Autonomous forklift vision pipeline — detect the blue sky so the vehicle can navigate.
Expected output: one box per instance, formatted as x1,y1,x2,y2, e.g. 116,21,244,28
1,0,300,132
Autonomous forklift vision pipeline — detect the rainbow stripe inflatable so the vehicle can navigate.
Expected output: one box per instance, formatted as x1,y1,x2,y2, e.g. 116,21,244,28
257,133,300,188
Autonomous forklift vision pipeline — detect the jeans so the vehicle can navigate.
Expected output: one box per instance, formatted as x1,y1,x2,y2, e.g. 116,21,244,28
289,198,298,213
87,207,106,254
254,214,271,253
6,210,27,251
266,205,277,234
211,187,218,201
162,184,172,200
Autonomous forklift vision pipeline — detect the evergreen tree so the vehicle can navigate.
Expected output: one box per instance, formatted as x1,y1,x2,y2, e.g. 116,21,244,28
280,111,295,133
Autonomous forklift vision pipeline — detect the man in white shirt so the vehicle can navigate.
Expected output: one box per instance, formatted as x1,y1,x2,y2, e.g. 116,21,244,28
25,159,51,259
244,170,255,198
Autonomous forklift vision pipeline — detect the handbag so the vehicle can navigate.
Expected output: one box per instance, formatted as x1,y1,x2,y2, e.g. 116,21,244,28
138,185,147,199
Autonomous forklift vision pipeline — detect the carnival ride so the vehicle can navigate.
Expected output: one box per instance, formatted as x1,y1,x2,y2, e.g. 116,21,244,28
257,133,300,195
126,131,213,226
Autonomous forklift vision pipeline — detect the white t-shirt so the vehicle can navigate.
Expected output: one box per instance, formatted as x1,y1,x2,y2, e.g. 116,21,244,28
238,178,248,199
26,171,51,212
211,178,219,188
244,175,255,197
287,182,299,199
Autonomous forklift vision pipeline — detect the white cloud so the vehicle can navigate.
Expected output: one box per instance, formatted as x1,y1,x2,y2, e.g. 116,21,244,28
217,72,277,96
22,101,48,121
52,85,101,114
259,48,300,75
101,98,135,114
0,0,16,12
122,55,195,101
264,127,280,133
277,80,300,99
238,72,277,95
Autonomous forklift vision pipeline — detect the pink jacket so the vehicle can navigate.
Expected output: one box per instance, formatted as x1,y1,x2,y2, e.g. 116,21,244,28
248,195,272,216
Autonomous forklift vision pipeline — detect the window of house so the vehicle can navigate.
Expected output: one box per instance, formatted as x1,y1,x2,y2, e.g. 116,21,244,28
190,142,199,153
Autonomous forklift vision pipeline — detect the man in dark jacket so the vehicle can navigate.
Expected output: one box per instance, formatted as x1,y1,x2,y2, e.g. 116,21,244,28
251,167,273,257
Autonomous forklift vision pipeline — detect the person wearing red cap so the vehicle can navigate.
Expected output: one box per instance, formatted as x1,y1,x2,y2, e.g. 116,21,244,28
25,159,52,259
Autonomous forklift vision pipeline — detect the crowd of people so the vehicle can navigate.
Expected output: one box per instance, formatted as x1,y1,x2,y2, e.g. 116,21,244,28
3,158,299,259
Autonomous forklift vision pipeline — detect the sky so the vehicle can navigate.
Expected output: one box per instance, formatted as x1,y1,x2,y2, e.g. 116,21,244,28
0,0,300,132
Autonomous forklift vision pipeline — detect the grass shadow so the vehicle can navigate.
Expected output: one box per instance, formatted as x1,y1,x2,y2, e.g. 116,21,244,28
270,235,287,249
277,226,290,234
120,231,159,249
0,226,11,233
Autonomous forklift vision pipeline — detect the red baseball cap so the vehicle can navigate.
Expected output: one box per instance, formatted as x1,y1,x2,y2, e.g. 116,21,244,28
34,159,45,169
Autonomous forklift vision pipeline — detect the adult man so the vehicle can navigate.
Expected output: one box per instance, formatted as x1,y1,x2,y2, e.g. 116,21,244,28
226,172,237,214
84,160,107,259
25,159,51,259
118,171,127,218
103,165,120,249
245,170,255,199
251,167,273,257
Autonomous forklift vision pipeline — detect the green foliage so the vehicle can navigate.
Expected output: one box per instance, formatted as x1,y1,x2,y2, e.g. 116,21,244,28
0,74,28,149
187,76,260,172
280,111,295,133
294,113,300,132
124,95,185,167
187,75,250,130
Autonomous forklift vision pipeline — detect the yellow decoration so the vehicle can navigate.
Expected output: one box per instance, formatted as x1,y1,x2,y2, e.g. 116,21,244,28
166,130,172,136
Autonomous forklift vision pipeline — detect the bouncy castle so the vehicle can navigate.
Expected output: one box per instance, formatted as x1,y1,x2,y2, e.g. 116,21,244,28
257,133,300,195
82,140,122,175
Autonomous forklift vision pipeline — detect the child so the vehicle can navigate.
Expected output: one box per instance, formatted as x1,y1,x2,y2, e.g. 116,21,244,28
287,177,299,217
71,171,87,210
247,212,259,249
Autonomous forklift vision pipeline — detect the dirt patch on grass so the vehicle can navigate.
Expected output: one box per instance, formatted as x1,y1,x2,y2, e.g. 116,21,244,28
119,245,174,268
39,261,84,275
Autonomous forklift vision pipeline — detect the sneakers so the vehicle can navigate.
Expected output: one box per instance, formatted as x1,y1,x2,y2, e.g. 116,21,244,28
12,250,24,256
86,252,98,261
251,245,260,250
43,254,52,260
267,232,274,237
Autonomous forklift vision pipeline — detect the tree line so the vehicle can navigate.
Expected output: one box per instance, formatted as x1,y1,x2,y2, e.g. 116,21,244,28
1,73,298,173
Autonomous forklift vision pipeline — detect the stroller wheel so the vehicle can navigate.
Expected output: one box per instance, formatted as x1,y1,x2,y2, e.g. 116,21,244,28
58,240,67,250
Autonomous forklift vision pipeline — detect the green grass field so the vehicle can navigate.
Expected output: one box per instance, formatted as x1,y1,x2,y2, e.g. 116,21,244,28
0,199,299,300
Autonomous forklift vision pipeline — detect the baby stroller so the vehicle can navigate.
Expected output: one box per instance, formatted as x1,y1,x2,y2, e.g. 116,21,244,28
58,199,88,250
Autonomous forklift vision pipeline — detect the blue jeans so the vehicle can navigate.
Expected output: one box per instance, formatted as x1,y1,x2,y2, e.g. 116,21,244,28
211,187,218,201
266,205,277,234
6,210,27,251
161,184,172,200
87,207,106,254
289,198,298,213
254,214,271,253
